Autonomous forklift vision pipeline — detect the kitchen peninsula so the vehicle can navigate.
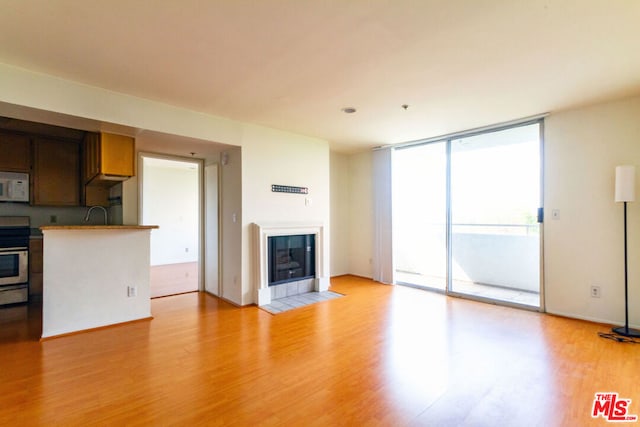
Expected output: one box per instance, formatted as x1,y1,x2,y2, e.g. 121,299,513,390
40,225,158,338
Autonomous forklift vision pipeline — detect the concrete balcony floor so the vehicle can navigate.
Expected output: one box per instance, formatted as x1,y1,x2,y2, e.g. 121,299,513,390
395,271,540,308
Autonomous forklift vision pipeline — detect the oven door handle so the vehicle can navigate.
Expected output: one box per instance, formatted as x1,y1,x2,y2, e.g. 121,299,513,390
0,247,29,254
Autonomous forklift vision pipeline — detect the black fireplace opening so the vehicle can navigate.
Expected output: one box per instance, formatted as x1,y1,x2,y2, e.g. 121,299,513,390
268,234,315,286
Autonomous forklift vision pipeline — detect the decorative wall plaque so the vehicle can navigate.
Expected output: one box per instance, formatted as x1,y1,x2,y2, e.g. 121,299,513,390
271,184,308,194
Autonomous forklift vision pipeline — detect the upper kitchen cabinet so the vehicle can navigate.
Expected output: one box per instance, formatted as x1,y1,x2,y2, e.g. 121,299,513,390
0,132,31,172
32,138,80,206
84,132,135,185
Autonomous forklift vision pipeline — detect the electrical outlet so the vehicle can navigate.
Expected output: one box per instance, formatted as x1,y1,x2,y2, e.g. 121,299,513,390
127,286,137,297
50,215,57,223
590,285,601,298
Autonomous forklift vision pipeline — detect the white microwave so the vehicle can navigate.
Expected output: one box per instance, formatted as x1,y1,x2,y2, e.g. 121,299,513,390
0,172,29,202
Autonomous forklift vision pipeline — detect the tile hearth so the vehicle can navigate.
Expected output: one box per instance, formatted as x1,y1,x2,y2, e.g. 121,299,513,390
270,279,315,299
260,291,343,314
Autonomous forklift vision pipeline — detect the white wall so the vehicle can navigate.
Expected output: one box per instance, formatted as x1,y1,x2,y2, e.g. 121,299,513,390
330,150,376,279
220,146,243,304
330,152,350,276
142,159,199,266
205,164,219,296
545,96,640,327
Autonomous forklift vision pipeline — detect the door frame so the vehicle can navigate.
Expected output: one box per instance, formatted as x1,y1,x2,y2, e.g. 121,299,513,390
138,152,205,292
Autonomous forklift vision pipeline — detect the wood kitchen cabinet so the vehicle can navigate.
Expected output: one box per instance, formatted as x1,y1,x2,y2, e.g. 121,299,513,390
32,138,80,206
84,186,110,207
29,238,43,296
84,132,135,184
0,132,31,172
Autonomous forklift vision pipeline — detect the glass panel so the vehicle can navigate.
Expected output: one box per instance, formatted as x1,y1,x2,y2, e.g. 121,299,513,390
393,142,447,290
450,123,540,307
268,234,315,286
0,254,19,278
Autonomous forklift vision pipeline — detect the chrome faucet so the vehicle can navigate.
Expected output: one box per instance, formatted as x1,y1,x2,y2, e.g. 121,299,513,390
83,206,108,225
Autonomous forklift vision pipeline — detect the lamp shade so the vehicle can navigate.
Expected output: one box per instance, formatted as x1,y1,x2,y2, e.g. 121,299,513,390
615,165,636,202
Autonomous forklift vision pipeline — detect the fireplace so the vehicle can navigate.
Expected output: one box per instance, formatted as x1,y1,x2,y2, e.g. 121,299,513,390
253,222,329,306
268,234,315,286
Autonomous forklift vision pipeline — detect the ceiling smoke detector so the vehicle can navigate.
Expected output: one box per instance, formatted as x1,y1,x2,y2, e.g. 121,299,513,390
341,107,357,114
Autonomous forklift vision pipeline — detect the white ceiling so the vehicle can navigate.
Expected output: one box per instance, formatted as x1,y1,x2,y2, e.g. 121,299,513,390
0,1,639,152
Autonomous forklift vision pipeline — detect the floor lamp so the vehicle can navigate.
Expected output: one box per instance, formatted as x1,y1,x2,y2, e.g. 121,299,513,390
613,165,640,337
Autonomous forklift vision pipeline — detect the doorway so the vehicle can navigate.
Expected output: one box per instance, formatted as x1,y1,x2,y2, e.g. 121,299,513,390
393,121,542,309
140,155,202,298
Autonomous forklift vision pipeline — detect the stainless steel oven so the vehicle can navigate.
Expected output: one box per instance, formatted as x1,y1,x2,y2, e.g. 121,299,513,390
0,216,30,305
0,247,28,286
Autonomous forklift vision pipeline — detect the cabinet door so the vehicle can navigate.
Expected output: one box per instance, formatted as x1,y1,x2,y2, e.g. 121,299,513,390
0,132,31,172
33,138,80,206
83,132,100,183
101,133,135,177
84,185,110,207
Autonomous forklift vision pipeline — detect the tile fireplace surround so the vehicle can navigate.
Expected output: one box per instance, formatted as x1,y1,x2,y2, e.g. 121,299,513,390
252,222,329,306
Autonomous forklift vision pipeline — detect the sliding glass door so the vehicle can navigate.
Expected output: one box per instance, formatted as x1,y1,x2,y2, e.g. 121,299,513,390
449,124,541,307
393,121,542,308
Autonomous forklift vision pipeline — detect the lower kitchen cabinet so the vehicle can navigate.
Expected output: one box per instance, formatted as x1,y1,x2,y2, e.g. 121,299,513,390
29,238,43,296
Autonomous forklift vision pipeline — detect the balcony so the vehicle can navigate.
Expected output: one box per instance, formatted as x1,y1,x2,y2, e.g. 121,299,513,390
395,223,540,307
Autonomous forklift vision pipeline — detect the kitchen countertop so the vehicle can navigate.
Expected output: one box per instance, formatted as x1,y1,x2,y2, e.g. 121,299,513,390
40,225,159,230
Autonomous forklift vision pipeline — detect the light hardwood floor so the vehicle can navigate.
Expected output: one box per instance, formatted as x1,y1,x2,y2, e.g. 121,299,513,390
150,262,199,298
0,275,637,426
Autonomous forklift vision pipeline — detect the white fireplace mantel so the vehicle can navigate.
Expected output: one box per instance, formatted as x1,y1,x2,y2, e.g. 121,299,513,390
252,222,329,306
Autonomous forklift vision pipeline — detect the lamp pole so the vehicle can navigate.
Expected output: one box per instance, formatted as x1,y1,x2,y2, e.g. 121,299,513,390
613,166,640,337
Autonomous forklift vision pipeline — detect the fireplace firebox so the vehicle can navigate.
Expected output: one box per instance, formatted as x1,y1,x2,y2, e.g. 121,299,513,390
268,234,315,286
